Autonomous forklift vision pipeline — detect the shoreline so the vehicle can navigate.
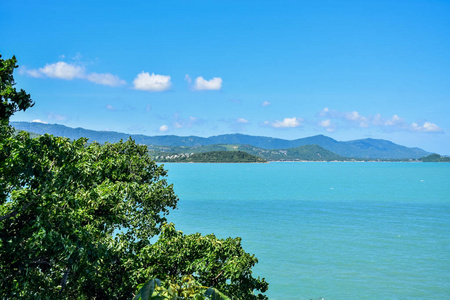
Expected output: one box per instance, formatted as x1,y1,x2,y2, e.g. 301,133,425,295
157,160,439,164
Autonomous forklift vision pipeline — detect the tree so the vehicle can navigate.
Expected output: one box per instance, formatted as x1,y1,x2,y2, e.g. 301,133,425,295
0,54,268,299
0,54,34,124
139,223,269,300
133,276,231,300
0,54,179,298
0,133,179,298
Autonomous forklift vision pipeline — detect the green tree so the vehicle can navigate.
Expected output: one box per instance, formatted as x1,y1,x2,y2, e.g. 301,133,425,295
0,54,268,299
139,223,268,300
0,54,34,124
0,54,179,298
133,276,231,300
0,133,178,298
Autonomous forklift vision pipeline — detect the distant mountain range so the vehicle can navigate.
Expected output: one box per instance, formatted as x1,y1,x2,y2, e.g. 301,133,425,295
11,121,431,159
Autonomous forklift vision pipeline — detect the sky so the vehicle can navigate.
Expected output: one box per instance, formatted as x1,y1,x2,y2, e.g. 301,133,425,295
2,0,450,154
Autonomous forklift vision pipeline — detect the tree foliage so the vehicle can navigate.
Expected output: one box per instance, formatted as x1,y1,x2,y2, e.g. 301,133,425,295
133,276,230,300
0,54,34,124
0,54,268,299
0,132,178,298
139,223,268,300
421,153,450,162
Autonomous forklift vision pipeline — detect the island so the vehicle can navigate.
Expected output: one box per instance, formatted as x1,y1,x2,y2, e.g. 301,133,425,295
154,150,267,163
421,154,450,162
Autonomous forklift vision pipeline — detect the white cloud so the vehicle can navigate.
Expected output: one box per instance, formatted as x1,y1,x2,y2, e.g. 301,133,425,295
271,117,302,128
194,76,222,90
319,108,442,133
237,118,249,123
345,111,362,121
422,122,442,132
159,125,169,132
261,101,271,106
319,119,335,132
22,61,125,87
32,119,47,124
20,67,43,78
320,119,331,127
384,114,403,126
39,62,85,80
319,107,330,116
345,111,369,127
106,105,115,111
133,72,171,92
411,122,442,132
86,73,126,87
184,74,192,83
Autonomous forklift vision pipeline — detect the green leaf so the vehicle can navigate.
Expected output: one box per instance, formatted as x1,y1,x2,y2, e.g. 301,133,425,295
133,279,162,300
204,287,231,300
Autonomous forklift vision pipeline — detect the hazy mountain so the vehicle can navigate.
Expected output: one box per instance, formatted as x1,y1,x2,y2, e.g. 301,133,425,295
11,122,431,159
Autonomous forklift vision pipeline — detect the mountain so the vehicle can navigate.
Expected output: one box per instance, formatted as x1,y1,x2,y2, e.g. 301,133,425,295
11,122,431,159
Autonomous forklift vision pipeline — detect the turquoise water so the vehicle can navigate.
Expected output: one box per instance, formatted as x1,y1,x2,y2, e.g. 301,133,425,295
161,162,450,300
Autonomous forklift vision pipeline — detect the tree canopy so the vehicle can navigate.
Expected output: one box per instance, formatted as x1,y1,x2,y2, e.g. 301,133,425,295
0,54,268,299
0,54,34,124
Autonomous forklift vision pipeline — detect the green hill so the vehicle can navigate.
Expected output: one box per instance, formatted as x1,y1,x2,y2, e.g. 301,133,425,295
156,151,267,163
421,154,450,162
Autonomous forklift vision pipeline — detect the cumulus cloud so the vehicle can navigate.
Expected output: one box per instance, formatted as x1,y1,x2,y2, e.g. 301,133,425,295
377,114,442,132
261,101,271,106
270,117,302,128
106,105,116,111
159,125,169,132
86,72,126,87
184,74,192,83
194,76,222,90
345,111,363,121
237,118,249,123
20,67,43,78
38,62,85,80
319,119,335,132
345,111,369,128
133,72,171,92
319,107,334,117
411,122,442,132
319,108,442,133
22,61,125,87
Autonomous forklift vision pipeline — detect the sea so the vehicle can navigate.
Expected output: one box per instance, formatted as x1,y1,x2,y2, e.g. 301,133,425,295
160,162,450,300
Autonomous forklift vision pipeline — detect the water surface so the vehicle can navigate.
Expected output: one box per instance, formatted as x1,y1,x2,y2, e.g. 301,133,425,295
162,162,450,300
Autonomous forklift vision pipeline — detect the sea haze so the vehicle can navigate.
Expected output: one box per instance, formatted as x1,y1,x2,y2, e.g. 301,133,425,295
162,162,450,300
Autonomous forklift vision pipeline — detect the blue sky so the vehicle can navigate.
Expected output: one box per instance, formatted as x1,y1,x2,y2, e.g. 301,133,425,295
2,0,450,154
